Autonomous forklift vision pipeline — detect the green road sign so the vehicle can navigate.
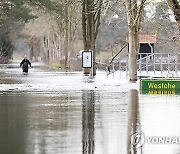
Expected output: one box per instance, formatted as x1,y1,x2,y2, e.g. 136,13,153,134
140,79,180,95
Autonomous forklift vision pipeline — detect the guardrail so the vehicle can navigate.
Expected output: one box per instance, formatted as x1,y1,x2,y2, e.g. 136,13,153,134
106,52,180,78
138,53,180,77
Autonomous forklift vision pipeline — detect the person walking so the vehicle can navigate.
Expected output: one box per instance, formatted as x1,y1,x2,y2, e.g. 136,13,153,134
20,55,31,73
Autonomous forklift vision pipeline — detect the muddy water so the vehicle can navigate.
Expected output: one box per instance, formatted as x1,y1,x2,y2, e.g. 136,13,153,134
0,61,180,154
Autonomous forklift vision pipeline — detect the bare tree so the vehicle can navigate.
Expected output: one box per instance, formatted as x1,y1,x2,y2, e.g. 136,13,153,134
166,0,180,32
24,0,81,69
124,0,147,82
82,0,103,75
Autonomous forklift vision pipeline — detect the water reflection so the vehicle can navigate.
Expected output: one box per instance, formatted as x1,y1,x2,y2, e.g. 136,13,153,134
0,92,29,154
25,92,83,154
127,89,142,154
82,90,95,154
2,62,180,154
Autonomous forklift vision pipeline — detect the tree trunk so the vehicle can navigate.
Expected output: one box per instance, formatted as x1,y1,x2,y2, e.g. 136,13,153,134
82,0,102,76
128,26,139,82
91,2,96,76
177,20,180,32
65,5,69,69
125,0,146,82
82,0,90,75
166,0,180,32
41,37,48,62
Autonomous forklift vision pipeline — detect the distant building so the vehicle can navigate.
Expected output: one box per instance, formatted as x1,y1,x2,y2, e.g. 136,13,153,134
139,33,156,56
126,33,157,58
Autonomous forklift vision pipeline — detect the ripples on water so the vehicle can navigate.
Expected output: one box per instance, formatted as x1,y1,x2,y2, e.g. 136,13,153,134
0,90,129,154
0,63,180,154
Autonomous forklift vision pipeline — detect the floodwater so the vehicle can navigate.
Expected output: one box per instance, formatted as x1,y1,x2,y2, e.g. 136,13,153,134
0,61,180,154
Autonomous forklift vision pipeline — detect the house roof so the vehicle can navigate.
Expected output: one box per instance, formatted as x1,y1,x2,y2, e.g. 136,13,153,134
126,33,157,43
139,33,156,43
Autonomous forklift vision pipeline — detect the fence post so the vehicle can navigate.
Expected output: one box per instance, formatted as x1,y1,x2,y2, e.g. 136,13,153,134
146,54,148,75
167,53,170,77
119,60,121,78
126,59,128,76
161,53,163,76
139,54,142,75
153,53,156,76
112,63,115,78
175,53,178,77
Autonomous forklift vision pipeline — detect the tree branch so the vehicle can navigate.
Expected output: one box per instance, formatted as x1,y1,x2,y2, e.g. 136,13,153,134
109,43,128,65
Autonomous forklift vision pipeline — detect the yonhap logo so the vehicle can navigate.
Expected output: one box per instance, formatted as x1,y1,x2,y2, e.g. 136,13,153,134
131,133,180,148
131,132,145,148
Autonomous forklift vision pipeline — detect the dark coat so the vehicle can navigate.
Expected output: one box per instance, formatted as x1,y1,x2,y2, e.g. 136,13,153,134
20,59,31,72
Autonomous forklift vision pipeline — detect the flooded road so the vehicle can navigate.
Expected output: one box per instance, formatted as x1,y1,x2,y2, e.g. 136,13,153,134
0,61,180,154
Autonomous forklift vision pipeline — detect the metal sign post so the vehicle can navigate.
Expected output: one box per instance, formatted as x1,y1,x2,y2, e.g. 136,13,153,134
82,50,93,76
